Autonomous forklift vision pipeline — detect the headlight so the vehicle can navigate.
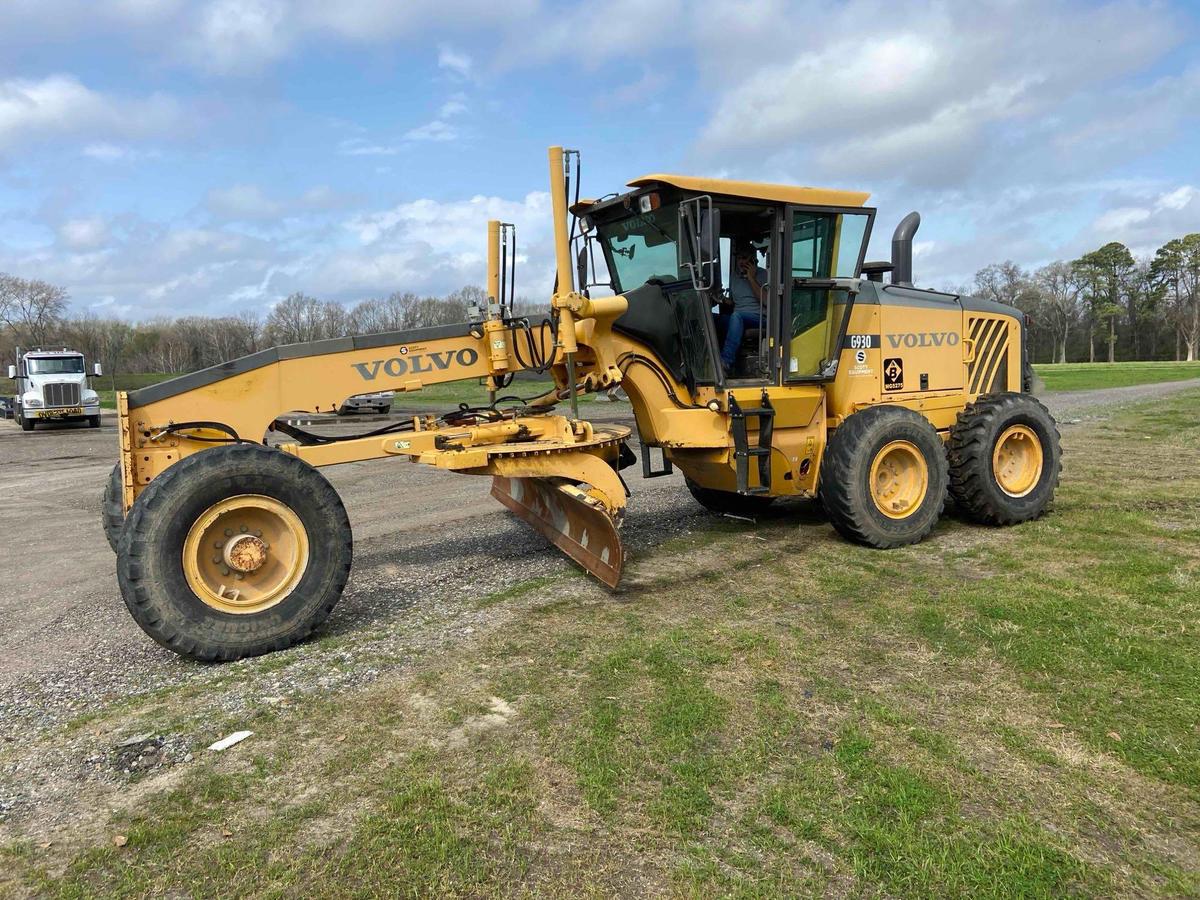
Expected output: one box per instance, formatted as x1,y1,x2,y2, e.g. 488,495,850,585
25,398,43,408
84,396,100,406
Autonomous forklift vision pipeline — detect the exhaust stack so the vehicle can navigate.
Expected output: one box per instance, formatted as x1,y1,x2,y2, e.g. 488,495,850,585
890,211,920,287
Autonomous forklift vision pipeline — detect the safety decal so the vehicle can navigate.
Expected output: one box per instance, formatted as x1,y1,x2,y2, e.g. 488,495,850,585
883,357,904,391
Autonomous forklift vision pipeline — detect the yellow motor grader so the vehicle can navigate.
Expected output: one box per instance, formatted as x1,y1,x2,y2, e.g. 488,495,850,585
105,146,1060,660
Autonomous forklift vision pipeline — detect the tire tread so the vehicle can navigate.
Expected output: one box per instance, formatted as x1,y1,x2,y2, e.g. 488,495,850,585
117,443,352,661
947,392,1062,526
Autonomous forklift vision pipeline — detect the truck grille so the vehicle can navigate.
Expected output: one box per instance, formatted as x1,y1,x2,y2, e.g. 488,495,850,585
967,316,1011,395
44,382,81,408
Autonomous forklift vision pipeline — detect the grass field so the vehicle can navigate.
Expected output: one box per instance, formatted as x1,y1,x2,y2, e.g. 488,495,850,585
1033,360,1200,392
7,389,1198,897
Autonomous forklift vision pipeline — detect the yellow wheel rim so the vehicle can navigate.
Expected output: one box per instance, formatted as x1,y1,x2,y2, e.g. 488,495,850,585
182,495,309,615
870,440,929,519
993,425,1043,498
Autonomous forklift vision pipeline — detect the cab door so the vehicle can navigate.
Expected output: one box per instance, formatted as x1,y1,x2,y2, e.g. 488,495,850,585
780,205,874,382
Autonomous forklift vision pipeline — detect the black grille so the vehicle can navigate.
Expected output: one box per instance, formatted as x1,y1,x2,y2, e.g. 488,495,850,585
967,317,1011,396
44,382,81,408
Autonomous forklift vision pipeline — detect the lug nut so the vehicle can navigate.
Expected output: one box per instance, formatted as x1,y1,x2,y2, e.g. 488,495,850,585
212,555,221,564
224,529,233,537
254,529,263,538
220,566,230,576
235,573,244,581
214,541,224,549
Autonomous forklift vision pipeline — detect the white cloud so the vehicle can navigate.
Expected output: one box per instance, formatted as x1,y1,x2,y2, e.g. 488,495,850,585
0,189,554,316
437,44,472,78
403,120,459,142
206,184,284,220
206,182,354,220
0,75,180,154
1093,207,1153,232
186,0,291,74
403,95,469,143
83,142,133,161
1158,186,1197,212
296,0,527,43
59,217,111,250
695,0,1182,188
293,191,555,299
338,137,400,156
495,0,683,69
1085,184,1200,255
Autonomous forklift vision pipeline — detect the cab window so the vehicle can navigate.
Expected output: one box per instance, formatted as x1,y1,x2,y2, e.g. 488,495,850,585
786,210,870,379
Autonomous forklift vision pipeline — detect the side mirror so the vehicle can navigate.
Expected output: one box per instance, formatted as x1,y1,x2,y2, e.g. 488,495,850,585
6,365,15,380
93,362,103,377
678,197,721,292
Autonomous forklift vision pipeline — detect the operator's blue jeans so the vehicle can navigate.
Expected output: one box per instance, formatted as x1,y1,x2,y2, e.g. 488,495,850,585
715,310,763,368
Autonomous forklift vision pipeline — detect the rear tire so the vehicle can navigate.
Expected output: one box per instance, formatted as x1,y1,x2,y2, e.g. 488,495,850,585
103,463,126,552
948,393,1061,525
686,478,775,517
117,443,352,661
819,406,947,548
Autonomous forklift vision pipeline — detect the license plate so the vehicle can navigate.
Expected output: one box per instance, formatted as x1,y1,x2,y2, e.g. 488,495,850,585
38,407,83,418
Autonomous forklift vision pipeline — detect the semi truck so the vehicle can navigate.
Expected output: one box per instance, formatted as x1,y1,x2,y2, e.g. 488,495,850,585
6,347,103,430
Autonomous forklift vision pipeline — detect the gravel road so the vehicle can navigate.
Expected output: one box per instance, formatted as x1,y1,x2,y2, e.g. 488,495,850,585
0,377,1196,835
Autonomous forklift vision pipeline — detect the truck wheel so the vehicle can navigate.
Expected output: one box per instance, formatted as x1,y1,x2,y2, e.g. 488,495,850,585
819,406,947,548
19,414,33,431
88,414,101,428
685,478,775,517
948,393,1061,525
117,443,353,661
103,464,127,552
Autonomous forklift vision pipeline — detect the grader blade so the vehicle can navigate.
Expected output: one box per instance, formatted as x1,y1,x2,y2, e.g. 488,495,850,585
491,475,624,587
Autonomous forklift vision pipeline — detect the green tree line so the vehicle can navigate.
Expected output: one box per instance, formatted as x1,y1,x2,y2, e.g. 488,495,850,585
950,234,1200,363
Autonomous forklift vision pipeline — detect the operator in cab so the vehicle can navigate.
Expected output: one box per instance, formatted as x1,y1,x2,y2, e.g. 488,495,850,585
715,240,768,371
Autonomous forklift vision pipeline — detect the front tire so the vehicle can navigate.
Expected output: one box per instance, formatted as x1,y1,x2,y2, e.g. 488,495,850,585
88,414,101,428
819,406,947,548
117,443,352,661
948,393,1061,525
19,413,33,431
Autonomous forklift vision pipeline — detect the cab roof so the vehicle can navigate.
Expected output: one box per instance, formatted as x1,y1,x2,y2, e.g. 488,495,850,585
627,174,870,208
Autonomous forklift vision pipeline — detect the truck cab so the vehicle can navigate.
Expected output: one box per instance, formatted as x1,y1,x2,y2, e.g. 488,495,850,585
7,348,103,431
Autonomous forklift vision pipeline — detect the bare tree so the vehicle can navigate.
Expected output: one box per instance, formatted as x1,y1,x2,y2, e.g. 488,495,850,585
1033,262,1082,363
264,293,328,345
0,274,69,347
973,261,1031,307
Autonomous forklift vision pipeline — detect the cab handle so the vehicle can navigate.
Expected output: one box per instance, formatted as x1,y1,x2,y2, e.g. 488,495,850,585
962,337,976,364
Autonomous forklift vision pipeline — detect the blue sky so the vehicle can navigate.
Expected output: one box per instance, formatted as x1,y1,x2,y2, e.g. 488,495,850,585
0,0,1197,319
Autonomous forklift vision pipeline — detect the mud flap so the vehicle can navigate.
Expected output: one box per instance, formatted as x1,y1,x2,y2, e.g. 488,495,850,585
491,476,624,588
